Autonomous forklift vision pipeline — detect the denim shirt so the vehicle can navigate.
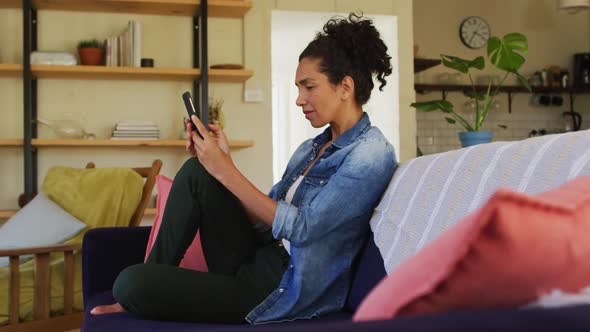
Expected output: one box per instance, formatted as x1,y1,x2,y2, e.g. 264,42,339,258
246,113,397,324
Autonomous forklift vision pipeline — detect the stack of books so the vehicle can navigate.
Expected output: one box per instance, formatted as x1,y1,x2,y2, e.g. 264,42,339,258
111,121,159,140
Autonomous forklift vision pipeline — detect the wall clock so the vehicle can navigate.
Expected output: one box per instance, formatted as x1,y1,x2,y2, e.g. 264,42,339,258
459,16,491,49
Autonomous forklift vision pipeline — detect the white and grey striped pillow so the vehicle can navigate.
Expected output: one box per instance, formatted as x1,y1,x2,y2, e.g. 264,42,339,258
371,130,590,274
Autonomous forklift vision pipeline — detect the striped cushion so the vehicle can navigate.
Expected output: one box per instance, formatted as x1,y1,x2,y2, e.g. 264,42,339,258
371,130,590,274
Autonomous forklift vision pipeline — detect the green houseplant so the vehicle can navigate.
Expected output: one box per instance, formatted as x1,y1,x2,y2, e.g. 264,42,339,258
77,39,104,66
411,33,531,147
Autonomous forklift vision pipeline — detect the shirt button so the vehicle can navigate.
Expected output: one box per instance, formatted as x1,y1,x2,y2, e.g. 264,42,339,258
290,265,294,268
292,177,296,181
320,158,324,162
313,143,318,147
319,180,324,184
279,288,284,293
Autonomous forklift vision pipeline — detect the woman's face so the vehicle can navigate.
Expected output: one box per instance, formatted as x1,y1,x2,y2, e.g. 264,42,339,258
295,57,343,128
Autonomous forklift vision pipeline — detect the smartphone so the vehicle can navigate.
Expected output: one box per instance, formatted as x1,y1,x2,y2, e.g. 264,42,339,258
182,91,203,139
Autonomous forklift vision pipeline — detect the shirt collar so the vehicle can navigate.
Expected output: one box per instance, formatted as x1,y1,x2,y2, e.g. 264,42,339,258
312,112,372,149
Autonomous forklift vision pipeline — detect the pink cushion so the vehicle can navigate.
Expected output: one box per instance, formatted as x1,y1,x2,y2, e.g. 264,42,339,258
354,176,590,322
144,175,208,271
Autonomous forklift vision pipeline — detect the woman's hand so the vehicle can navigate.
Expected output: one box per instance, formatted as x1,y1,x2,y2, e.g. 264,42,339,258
186,115,235,181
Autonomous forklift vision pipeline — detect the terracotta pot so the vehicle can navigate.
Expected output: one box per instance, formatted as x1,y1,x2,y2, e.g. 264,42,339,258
78,47,104,66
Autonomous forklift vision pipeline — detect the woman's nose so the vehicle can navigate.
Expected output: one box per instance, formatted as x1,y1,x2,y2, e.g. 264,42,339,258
296,94,306,106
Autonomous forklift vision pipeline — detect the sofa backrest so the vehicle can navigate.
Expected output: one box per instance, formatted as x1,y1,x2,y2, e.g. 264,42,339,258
347,130,590,312
371,129,590,275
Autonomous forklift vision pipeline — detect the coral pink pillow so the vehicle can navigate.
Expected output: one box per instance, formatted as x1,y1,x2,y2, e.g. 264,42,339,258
144,175,208,271
354,176,590,322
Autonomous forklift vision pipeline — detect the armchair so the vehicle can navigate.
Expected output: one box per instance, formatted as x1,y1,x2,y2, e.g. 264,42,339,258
0,159,162,332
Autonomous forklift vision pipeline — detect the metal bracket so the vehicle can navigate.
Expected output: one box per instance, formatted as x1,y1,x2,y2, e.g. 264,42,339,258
569,92,576,112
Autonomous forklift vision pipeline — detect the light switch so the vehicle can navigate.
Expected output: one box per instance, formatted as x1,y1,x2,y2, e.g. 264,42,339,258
244,89,264,103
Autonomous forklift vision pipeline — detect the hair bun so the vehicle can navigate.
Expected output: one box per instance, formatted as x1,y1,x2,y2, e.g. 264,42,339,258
299,12,392,105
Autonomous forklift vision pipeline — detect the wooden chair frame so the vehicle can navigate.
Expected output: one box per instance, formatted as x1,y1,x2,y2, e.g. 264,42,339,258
0,159,162,332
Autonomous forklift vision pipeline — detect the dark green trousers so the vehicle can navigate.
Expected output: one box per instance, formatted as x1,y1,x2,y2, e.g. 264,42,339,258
113,158,289,324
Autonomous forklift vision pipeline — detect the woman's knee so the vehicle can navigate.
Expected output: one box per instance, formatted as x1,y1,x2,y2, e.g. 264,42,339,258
112,264,151,311
178,157,205,177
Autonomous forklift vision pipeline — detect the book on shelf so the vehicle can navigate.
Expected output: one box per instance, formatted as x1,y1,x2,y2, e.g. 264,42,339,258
105,20,141,67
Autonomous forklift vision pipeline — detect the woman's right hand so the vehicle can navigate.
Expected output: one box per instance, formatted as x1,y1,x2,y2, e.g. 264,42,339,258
185,118,198,157
185,118,231,156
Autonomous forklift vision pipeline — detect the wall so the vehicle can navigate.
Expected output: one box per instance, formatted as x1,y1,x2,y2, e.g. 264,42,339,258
414,0,590,155
0,0,414,216
245,0,415,167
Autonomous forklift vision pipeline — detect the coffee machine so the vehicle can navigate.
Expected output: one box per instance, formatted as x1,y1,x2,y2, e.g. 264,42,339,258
574,53,590,87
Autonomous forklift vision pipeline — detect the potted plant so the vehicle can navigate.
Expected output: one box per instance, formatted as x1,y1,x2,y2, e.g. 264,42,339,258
411,33,531,147
208,97,225,129
77,39,104,66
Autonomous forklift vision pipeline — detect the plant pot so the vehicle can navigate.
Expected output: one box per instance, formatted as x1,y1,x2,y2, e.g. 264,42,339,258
78,47,104,66
458,131,493,147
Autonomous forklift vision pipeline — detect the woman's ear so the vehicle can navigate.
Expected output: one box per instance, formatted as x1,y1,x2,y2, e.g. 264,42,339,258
339,76,355,101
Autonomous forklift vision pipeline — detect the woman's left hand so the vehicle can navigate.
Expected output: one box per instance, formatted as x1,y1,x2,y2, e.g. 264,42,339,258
188,115,235,180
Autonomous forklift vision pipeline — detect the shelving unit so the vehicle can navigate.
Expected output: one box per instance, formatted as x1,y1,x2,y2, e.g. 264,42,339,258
415,83,590,113
414,58,441,73
1,0,254,211
31,138,254,148
28,65,253,81
2,0,252,17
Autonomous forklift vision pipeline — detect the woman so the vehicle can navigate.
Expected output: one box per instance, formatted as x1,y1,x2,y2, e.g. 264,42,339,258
92,12,397,324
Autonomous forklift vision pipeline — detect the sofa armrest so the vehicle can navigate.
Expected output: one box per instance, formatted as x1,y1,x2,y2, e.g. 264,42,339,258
82,226,151,306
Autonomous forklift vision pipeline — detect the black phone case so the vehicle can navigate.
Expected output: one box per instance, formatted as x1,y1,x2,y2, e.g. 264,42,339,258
182,91,203,139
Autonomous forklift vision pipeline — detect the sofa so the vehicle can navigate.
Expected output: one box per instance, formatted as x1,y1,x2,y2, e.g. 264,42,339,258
82,129,590,332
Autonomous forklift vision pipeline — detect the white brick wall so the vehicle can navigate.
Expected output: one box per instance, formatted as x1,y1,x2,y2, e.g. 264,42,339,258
416,92,590,155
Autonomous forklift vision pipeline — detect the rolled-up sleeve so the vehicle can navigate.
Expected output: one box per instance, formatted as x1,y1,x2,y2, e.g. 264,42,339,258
272,139,396,246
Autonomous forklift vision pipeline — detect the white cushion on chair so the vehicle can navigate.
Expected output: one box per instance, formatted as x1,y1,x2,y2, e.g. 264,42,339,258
0,192,86,267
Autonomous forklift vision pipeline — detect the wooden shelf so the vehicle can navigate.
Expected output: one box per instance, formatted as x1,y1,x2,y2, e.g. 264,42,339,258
209,68,253,83
415,83,590,94
0,139,23,147
0,210,17,219
0,64,23,77
32,138,254,148
31,65,198,81
0,0,21,9
4,0,255,17
31,65,252,82
414,58,441,73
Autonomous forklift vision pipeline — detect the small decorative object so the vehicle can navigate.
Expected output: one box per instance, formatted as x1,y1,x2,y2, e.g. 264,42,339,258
411,32,531,148
208,97,225,129
77,39,104,66
37,117,94,139
141,58,154,67
459,16,491,49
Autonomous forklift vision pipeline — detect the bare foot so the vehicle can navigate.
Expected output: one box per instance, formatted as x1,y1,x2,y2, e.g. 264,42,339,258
91,303,125,315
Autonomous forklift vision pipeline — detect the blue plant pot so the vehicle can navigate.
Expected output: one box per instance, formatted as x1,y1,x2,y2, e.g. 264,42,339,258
458,131,493,147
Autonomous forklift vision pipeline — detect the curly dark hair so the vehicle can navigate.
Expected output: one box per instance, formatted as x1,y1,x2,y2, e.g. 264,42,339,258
299,12,392,106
